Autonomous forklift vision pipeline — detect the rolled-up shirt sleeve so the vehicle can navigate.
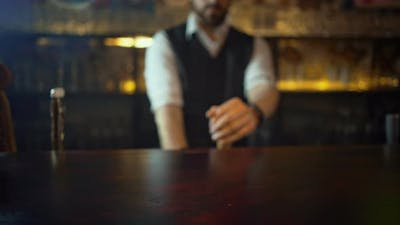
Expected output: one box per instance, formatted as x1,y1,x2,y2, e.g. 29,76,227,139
144,31,184,111
244,37,276,97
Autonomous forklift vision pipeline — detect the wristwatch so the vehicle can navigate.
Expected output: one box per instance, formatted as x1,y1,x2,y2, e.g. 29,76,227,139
250,103,264,127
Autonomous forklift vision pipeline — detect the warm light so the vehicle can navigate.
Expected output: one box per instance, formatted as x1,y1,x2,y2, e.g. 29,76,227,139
104,36,153,48
277,80,298,91
277,73,397,92
133,36,153,48
105,37,135,48
36,37,64,47
119,79,136,95
393,79,399,87
278,80,349,92
37,37,51,46
353,79,371,91
378,77,399,87
315,80,330,91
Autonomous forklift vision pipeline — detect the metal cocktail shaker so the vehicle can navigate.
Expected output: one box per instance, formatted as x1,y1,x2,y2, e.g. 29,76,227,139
50,87,65,151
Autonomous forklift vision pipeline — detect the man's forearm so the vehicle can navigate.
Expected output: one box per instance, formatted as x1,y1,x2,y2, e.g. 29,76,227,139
248,84,280,118
154,105,188,150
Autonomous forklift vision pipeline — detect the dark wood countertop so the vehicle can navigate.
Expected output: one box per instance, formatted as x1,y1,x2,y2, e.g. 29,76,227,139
1,146,399,225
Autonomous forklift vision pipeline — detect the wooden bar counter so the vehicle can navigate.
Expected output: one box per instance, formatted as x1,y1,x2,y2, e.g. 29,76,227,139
1,146,399,225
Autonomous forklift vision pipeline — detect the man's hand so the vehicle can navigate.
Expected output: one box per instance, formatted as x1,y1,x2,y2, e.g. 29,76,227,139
206,97,261,148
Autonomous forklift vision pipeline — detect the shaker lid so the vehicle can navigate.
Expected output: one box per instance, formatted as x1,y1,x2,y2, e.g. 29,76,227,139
50,87,65,98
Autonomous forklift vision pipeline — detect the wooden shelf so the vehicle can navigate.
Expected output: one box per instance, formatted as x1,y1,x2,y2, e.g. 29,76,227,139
2,3,400,38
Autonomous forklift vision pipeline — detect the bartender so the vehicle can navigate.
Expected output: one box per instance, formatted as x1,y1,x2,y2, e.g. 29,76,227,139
144,0,279,150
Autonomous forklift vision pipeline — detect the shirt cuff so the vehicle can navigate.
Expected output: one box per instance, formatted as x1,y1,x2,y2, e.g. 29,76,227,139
149,96,183,112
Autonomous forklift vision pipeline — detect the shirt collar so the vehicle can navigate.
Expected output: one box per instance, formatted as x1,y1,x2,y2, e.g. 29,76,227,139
185,12,229,40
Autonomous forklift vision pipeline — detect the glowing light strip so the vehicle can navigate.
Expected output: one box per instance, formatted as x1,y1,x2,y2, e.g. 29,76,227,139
104,36,153,48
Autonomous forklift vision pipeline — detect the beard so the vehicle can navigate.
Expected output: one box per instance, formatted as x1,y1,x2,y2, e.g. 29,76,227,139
192,3,228,27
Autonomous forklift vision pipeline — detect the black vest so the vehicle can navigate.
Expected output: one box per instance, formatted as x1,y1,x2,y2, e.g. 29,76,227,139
166,24,253,147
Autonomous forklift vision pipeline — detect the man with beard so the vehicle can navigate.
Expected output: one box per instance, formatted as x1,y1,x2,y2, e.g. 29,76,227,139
145,0,279,150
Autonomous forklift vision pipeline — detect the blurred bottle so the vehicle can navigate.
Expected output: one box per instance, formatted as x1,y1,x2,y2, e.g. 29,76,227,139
50,87,65,151
385,113,399,145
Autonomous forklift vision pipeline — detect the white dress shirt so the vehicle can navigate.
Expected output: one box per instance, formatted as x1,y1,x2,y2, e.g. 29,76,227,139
145,13,276,111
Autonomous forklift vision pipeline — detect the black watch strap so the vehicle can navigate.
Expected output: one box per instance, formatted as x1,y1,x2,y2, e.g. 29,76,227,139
250,103,264,127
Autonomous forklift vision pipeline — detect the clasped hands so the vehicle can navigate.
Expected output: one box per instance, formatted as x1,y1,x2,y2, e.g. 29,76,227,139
206,97,261,148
